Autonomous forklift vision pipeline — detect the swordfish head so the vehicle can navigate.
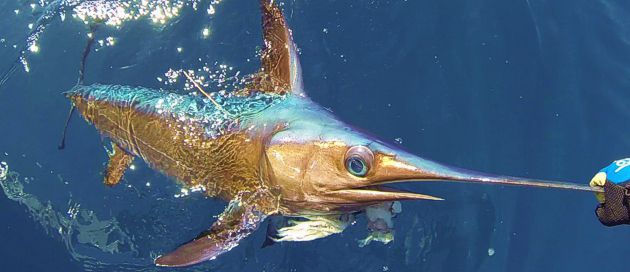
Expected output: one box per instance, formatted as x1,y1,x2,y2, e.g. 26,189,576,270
246,1,593,215
260,97,590,214
261,100,457,214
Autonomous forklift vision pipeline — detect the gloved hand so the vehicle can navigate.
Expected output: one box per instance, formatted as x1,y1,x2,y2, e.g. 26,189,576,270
589,158,630,226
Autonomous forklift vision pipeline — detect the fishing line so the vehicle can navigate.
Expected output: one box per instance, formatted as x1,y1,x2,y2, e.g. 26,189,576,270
182,70,233,117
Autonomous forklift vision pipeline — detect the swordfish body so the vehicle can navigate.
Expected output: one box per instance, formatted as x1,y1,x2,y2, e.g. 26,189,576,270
68,84,283,199
66,0,596,267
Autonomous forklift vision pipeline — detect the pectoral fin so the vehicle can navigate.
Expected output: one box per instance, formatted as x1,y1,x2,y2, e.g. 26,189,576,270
154,196,267,267
103,143,134,187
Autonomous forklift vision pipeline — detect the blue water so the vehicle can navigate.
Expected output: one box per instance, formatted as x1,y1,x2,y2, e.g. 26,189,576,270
1,0,630,271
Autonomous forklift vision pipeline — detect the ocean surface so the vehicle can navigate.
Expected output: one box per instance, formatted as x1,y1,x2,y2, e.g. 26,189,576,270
1,0,629,271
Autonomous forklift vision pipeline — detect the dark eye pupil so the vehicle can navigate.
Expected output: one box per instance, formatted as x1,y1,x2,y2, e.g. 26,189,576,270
347,156,367,176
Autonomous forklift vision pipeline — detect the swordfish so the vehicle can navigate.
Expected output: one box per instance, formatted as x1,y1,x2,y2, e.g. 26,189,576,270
65,0,597,267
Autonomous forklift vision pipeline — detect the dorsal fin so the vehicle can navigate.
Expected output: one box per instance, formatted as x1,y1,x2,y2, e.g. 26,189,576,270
255,0,303,96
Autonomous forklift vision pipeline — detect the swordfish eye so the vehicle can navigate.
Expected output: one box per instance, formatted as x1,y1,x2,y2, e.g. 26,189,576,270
344,146,374,177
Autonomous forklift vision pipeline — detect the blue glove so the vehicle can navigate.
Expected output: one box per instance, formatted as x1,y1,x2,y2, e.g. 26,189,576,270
589,159,630,226
590,159,630,203
598,158,630,184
